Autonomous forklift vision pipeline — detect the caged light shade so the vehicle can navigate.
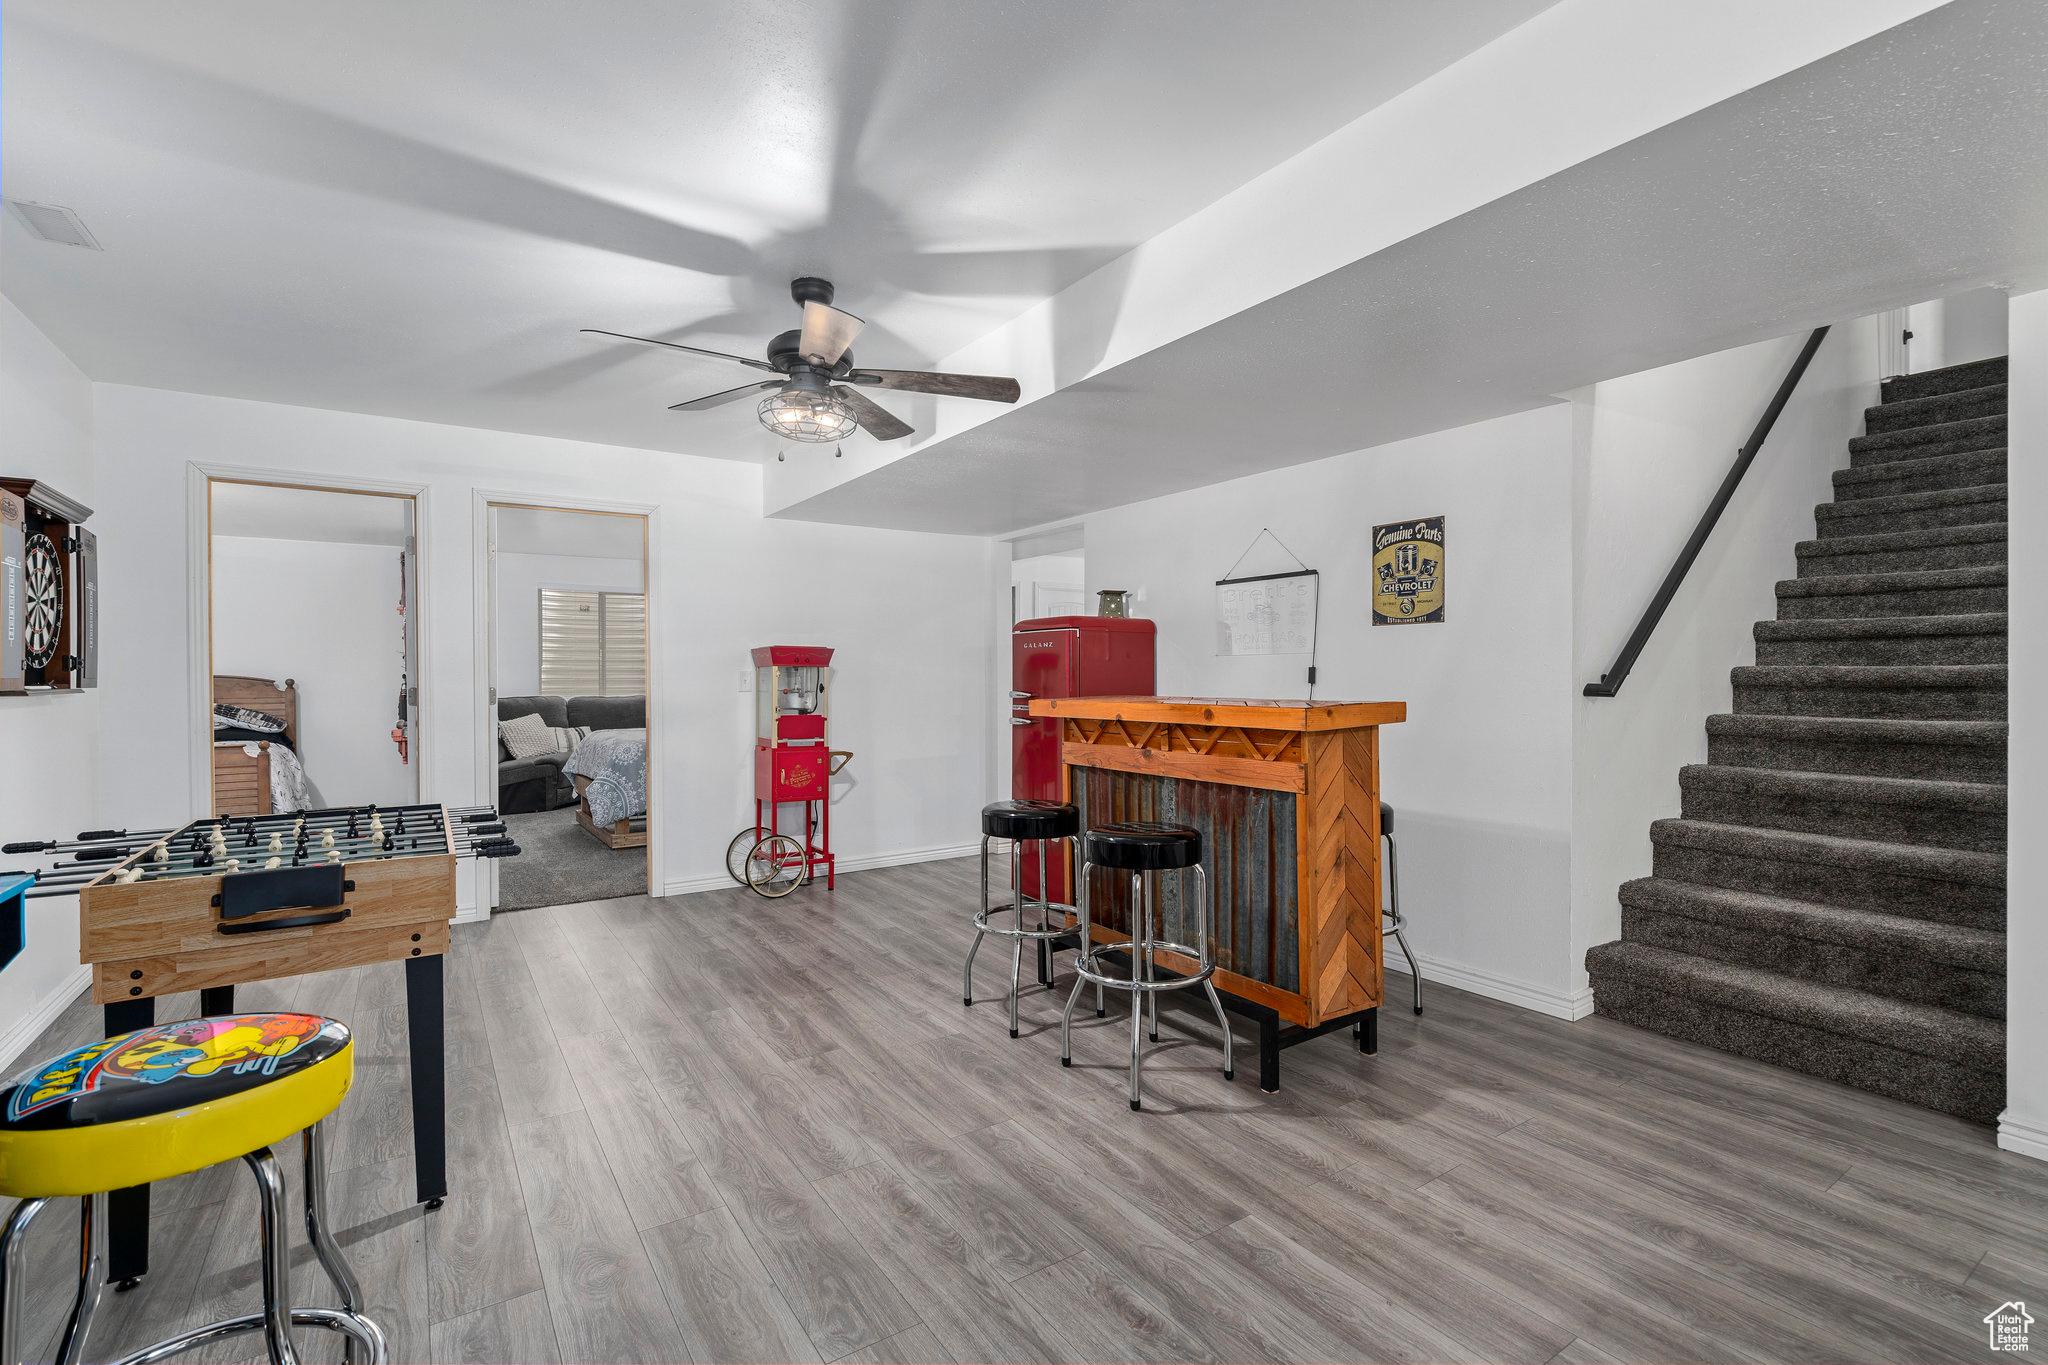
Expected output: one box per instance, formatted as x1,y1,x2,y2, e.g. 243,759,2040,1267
759,387,857,443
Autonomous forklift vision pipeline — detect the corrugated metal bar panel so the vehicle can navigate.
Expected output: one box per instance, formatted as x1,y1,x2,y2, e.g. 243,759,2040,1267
1076,768,1297,991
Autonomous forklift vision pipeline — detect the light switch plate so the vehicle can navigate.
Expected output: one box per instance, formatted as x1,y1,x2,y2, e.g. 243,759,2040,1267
737,667,752,692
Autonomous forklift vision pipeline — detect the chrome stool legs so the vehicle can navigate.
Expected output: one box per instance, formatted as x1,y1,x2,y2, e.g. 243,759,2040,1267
0,1121,386,1365
964,833,1079,1038
1385,827,1421,1015
1061,861,1233,1110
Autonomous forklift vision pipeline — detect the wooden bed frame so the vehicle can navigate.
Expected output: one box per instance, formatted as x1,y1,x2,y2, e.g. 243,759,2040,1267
211,674,297,817
573,774,648,849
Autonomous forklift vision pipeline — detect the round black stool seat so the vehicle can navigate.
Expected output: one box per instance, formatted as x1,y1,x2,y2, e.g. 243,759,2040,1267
1380,801,1393,833
1084,821,1202,871
981,800,1079,841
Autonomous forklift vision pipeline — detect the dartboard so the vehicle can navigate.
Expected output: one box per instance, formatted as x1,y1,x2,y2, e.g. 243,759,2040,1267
22,531,62,669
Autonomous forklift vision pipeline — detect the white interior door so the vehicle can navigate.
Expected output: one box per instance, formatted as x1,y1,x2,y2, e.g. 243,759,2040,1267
486,504,501,909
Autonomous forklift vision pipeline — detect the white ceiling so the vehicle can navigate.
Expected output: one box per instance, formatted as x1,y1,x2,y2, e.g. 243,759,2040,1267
0,0,1555,460
780,0,2048,533
494,506,645,561
210,481,413,546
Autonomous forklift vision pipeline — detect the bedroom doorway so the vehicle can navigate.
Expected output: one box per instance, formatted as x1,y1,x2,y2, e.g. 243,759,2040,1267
206,479,420,816
484,502,651,911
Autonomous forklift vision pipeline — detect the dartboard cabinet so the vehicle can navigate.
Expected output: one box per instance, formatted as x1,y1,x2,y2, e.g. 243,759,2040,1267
0,478,96,694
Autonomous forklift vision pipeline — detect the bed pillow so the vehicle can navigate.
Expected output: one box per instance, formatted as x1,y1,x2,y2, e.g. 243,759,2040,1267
214,703,286,733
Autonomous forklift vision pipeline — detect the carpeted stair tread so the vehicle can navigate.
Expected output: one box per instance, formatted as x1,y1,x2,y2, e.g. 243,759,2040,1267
1650,817,2003,890
1732,662,2005,688
1704,713,2006,782
1730,663,2006,721
1796,524,2005,578
1863,382,2007,433
1773,565,2004,621
1617,877,2005,975
1678,763,2004,815
1755,612,2006,643
1584,941,2003,1071
1847,413,2004,464
1775,564,2003,597
1832,447,2003,498
1813,483,2004,537
1877,355,2007,404
1753,612,2006,666
1677,763,2004,852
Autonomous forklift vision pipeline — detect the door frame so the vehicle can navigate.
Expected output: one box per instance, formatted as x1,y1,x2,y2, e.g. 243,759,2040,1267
185,463,431,818
472,490,661,910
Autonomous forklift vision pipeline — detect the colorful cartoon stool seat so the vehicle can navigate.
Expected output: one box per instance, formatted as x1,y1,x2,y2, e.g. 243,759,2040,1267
0,1013,387,1365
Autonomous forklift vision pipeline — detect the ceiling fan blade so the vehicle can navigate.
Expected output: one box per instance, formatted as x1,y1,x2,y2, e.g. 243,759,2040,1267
833,385,914,441
669,380,782,412
846,369,1020,403
799,301,865,366
581,328,776,372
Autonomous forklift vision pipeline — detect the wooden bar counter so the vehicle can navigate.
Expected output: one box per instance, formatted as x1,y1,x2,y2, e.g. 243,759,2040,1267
1028,694,1405,1090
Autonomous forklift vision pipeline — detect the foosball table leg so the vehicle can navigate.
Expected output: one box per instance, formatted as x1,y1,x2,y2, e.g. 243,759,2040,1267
406,952,447,1209
103,997,157,1288
199,985,235,1016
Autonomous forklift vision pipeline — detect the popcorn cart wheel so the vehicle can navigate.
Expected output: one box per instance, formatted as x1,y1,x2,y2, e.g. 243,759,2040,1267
725,746,854,899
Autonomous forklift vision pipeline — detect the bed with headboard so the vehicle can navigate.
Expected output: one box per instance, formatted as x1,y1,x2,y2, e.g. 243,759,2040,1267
211,674,298,816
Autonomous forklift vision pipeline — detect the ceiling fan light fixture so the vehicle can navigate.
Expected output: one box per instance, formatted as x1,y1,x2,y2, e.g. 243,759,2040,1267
759,387,857,443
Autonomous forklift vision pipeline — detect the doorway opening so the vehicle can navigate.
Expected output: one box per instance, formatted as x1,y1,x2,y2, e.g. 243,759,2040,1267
1010,545,1085,623
206,479,419,816
485,502,651,911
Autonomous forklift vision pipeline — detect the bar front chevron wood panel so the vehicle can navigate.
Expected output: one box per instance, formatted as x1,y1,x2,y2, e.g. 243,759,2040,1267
1040,695,1402,1029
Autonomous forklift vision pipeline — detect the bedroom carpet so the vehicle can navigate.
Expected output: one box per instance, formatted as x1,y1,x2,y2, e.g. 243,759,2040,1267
497,808,647,909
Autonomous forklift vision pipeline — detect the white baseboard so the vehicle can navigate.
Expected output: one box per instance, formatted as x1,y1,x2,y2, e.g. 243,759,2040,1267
1998,1113,2048,1164
0,964,91,1072
1406,951,1591,1021
659,841,980,900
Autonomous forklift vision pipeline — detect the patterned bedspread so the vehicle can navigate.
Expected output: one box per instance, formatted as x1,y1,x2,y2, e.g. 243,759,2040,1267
564,728,648,828
215,740,322,813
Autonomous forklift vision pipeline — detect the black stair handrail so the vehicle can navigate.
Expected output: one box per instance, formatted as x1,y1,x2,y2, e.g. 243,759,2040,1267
1584,325,1831,698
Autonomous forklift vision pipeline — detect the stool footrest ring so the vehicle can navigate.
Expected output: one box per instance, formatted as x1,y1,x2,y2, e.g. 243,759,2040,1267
111,1306,389,1365
970,902,1081,942
1073,941,1214,991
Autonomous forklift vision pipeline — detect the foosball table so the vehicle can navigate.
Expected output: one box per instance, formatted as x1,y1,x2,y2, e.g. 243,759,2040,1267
2,802,517,1287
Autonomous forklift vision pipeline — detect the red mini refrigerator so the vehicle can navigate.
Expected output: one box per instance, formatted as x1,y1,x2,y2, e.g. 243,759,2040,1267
1011,615,1156,901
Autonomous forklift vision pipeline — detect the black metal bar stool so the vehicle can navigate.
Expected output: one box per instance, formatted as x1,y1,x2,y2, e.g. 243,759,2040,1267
964,800,1082,1037
1060,821,1233,1109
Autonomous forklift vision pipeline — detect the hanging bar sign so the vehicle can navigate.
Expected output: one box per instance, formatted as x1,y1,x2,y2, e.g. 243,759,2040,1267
1371,516,1445,625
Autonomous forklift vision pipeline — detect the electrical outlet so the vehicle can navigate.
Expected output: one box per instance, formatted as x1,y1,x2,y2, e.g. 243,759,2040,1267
737,667,752,693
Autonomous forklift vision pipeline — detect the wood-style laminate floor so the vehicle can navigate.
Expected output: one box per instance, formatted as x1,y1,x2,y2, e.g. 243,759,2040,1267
7,855,2046,1363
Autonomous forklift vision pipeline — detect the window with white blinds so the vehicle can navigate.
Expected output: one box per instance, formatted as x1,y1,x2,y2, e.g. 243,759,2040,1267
538,589,647,696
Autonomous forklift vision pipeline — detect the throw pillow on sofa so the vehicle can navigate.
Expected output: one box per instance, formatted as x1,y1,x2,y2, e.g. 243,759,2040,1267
499,711,559,760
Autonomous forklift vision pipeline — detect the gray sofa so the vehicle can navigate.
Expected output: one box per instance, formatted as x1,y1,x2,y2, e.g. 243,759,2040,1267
497,694,646,814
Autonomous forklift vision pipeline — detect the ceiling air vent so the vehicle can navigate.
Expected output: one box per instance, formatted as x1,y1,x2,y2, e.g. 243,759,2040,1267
5,200,102,250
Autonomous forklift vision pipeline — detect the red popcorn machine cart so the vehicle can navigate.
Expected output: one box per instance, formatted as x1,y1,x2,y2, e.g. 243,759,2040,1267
727,645,852,898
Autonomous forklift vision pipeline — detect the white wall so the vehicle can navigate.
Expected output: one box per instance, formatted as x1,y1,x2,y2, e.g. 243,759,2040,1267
0,297,97,1065
211,534,413,808
493,550,644,697
2003,286,2045,1162
1907,287,2012,374
90,384,1001,909
1568,319,1881,1000
1081,405,1578,1015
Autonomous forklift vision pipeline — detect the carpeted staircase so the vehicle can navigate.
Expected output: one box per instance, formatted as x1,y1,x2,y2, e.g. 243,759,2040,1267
1586,355,2008,1123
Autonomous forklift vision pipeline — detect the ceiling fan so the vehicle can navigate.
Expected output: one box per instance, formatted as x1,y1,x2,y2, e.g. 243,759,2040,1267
583,277,1021,444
